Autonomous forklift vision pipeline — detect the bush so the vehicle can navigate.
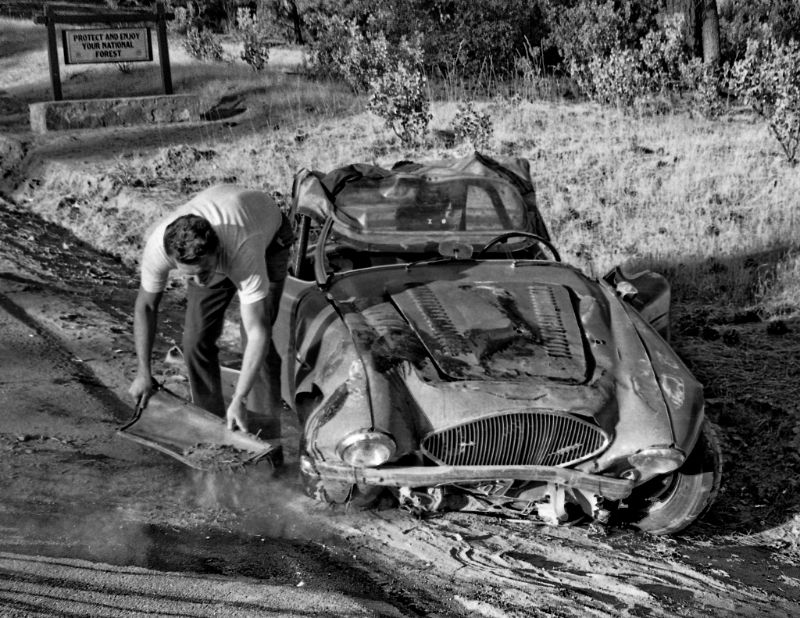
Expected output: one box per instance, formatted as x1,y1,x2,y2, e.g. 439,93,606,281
546,1,672,100
303,0,547,81
681,59,727,119
729,38,800,163
305,15,366,90
582,14,698,113
587,48,646,108
719,0,800,63
452,102,494,149
236,7,270,71
183,27,225,61
307,15,406,94
402,0,546,80
546,0,626,79
637,14,688,95
169,6,194,35
367,38,431,145
306,11,431,143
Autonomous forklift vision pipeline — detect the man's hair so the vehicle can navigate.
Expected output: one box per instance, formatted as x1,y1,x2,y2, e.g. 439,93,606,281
163,215,219,264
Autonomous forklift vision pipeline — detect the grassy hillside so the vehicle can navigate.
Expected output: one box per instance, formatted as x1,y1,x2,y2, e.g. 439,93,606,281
2,15,799,322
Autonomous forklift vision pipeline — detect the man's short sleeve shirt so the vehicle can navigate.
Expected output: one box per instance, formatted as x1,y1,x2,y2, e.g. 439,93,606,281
140,185,282,305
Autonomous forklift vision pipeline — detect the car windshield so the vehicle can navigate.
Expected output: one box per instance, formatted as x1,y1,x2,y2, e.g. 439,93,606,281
334,174,528,235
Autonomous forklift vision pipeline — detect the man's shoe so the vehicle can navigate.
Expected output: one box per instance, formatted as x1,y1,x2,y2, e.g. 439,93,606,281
268,444,284,468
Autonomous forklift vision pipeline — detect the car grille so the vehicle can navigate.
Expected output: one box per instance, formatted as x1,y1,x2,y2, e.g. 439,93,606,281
421,410,609,468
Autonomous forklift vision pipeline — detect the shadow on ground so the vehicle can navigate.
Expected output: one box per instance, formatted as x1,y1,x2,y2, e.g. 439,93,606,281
626,248,800,537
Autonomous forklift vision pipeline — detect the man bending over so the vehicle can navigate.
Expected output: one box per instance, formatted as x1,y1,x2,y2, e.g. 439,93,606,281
128,184,292,441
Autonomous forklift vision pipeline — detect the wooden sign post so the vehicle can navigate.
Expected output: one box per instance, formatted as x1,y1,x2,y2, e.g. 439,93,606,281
35,2,174,101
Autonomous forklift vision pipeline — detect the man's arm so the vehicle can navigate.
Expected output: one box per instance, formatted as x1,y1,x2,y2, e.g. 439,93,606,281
227,298,270,431
128,288,163,407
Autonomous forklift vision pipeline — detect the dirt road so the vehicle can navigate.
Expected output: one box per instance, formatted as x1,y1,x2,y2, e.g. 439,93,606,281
2,131,800,616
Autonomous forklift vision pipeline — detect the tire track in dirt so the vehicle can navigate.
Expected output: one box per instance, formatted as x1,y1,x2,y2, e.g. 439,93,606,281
334,510,798,617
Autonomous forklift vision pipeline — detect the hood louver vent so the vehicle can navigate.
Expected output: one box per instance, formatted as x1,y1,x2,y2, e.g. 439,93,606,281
529,283,572,361
390,280,587,382
408,285,468,357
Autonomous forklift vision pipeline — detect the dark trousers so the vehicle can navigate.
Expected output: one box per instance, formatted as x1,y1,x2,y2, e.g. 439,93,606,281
182,214,291,438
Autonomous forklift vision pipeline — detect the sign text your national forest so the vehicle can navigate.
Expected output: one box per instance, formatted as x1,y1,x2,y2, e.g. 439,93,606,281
62,28,153,64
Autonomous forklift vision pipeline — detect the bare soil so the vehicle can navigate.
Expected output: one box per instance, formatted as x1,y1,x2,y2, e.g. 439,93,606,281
2,115,800,616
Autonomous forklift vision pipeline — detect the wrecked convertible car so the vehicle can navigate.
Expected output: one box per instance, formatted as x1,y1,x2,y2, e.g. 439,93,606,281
273,152,722,535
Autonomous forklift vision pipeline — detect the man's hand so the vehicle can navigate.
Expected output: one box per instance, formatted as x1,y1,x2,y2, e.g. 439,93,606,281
228,299,269,433
129,373,156,409
131,288,162,410
227,397,249,432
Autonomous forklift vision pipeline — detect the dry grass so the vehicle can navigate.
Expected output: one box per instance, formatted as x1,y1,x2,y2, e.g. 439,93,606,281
3,14,800,319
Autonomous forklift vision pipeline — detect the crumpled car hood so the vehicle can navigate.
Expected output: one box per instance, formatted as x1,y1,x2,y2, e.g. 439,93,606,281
388,280,587,383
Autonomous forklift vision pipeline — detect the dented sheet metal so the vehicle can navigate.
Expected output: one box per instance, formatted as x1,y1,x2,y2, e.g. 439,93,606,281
389,280,587,382
118,386,276,471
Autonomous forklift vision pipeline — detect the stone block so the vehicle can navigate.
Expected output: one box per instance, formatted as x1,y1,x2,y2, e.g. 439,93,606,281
29,94,203,133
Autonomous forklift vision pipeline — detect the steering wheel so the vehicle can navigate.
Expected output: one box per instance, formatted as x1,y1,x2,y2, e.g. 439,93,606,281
477,232,561,262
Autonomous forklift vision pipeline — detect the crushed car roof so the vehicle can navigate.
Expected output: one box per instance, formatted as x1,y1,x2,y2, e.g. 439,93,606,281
292,151,551,251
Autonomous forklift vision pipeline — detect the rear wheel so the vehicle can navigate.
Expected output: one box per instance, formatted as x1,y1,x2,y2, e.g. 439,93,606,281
625,421,723,535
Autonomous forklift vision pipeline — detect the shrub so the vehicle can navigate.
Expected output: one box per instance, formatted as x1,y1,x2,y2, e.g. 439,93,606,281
719,0,800,62
681,59,728,119
236,7,270,71
307,11,431,143
583,15,697,113
169,5,195,36
404,0,546,79
306,15,404,94
588,48,646,108
452,102,494,149
342,28,394,95
183,27,224,61
637,14,688,95
729,38,800,163
546,1,685,104
367,38,431,145
303,0,548,81
546,0,626,82
367,62,430,144
306,15,362,89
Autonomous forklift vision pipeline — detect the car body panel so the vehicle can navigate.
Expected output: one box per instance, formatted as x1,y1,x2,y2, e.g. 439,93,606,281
278,258,694,473
273,152,714,530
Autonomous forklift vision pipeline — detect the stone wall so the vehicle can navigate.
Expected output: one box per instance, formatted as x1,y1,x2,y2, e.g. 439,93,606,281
29,94,203,133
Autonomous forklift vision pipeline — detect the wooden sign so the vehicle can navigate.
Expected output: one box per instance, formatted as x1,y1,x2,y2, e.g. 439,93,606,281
35,3,174,101
62,27,153,64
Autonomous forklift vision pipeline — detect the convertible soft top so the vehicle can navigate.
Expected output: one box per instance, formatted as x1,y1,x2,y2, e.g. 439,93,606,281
291,151,551,244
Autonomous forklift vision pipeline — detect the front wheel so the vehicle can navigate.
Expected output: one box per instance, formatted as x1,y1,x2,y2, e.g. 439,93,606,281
625,421,723,535
299,456,384,509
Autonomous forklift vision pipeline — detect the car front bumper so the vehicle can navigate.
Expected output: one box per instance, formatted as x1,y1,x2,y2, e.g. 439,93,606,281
310,460,635,500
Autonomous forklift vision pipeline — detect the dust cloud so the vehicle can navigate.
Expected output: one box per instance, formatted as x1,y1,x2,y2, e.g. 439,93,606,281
184,466,346,544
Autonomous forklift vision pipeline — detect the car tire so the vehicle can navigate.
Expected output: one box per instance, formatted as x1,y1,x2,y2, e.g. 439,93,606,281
626,420,723,535
300,464,384,509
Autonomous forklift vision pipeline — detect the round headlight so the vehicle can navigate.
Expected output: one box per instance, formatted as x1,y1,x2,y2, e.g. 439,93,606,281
628,447,686,476
337,431,396,467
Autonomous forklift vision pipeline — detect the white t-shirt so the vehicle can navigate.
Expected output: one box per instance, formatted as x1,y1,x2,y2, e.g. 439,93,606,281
140,185,282,305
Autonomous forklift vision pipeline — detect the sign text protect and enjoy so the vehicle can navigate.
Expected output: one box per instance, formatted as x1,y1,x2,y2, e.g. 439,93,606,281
62,28,153,64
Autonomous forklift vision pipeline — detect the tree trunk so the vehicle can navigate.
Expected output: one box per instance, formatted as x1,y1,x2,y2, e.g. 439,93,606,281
280,0,304,45
664,0,702,57
701,0,721,65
